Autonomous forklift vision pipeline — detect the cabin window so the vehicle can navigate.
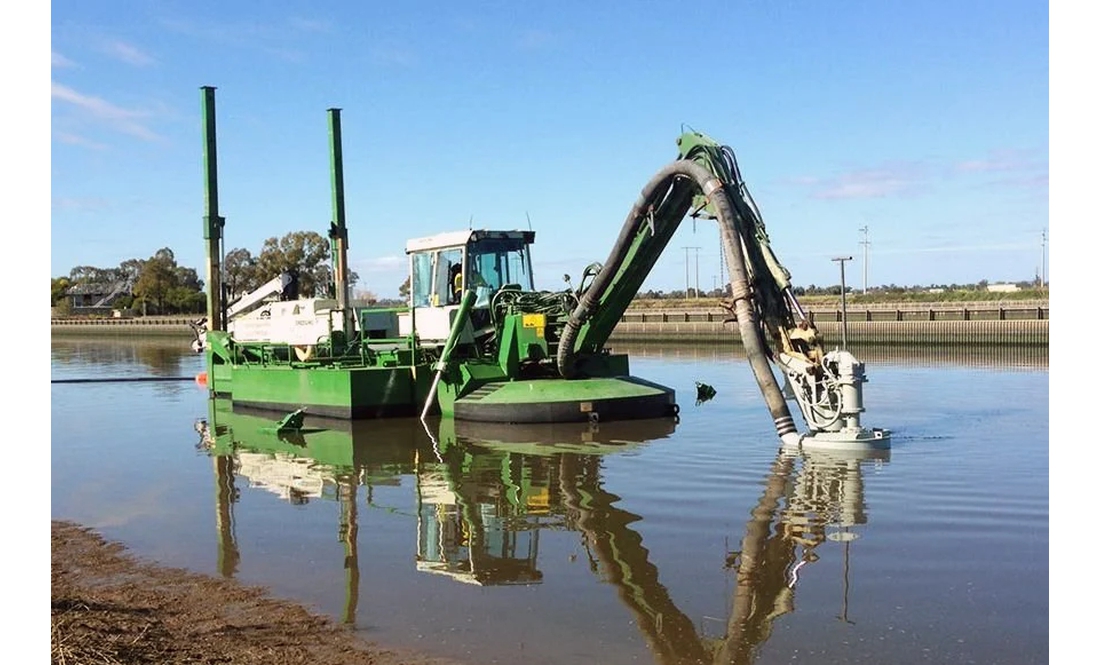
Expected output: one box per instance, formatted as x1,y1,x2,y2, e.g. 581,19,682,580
468,238,534,295
410,252,433,307
411,247,465,308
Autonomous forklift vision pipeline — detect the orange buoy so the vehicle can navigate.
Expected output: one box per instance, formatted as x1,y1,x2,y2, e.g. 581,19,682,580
195,371,208,387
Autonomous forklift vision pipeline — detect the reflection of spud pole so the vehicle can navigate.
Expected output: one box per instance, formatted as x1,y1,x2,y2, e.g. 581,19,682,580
215,455,240,578
339,474,360,625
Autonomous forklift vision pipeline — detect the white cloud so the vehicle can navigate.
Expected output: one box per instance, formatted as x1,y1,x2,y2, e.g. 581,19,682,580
98,39,156,66
159,16,328,62
792,162,930,200
955,149,1042,174
353,255,405,273
52,51,77,68
52,197,111,212
51,82,161,142
53,132,108,150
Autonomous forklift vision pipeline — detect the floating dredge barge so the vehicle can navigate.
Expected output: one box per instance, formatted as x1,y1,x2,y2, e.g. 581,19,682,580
196,86,887,446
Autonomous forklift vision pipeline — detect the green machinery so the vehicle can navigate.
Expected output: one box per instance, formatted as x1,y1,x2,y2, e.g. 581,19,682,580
196,86,887,444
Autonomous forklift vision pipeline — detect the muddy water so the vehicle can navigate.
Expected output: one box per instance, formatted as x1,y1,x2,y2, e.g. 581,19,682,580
51,337,1048,665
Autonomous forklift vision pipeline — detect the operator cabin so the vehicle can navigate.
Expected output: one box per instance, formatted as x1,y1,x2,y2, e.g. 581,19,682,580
400,229,536,343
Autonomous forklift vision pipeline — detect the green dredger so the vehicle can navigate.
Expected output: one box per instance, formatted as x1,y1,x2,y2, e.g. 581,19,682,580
195,86,887,447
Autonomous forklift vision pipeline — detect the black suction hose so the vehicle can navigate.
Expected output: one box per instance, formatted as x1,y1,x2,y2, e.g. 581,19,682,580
558,159,800,443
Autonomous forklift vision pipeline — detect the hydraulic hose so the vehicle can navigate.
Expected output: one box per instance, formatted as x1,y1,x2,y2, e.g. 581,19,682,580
557,159,800,444
557,162,693,376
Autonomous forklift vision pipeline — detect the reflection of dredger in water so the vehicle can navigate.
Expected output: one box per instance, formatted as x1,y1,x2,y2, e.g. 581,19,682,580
716,445,889,664
198,398,434,624
414,417,679,586
432,433,888,665
418,417,890,664
448,417,677,454
198,402,890,663
577,444,887,665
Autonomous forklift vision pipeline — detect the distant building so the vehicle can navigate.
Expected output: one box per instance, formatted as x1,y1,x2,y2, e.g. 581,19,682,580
66,280,133,315
986,283,1020,293
927,288,945,294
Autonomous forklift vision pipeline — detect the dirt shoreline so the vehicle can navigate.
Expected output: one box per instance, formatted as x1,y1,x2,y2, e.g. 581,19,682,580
51,520,467,665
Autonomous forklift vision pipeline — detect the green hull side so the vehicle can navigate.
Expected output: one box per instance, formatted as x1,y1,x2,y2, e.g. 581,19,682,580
210,362,232,394
464,376,674,404
227,363,435,419
449,375,677,424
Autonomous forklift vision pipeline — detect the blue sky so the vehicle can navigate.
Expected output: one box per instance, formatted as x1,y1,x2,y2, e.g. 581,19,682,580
48,1,1049,297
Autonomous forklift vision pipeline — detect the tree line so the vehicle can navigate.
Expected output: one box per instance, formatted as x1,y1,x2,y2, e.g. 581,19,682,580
52,231,360,316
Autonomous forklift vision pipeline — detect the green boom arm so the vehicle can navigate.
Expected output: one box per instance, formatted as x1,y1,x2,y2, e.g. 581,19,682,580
566,131,811,364
557,131,821,444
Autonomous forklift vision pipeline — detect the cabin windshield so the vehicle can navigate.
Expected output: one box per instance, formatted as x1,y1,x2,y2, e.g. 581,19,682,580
468,237,534,294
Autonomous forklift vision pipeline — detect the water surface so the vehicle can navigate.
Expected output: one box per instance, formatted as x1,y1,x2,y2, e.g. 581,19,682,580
51,337,1048,665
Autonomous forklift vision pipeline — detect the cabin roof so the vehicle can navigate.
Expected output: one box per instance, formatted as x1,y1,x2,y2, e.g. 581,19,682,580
405,229,535,254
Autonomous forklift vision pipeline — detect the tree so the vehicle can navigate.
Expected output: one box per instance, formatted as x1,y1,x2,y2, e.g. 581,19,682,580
255,231,331,297
248,231,363,298
133,248,179,313
175,265,203,292
69,265,120,284
398,276,410,300
165,285,205,313
223,248,259,299
314,264,334,297
118,258,145,284
51,277,71,306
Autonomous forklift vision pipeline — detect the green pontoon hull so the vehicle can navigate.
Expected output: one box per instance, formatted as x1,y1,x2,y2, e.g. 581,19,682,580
445,375,677,424
214,363,675,424
213,362,436,419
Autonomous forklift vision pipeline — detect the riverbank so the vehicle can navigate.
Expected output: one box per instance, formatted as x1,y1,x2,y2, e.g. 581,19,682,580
51,301,1049,346
51,315,195,337
51,520,467,665
609,318,1048,345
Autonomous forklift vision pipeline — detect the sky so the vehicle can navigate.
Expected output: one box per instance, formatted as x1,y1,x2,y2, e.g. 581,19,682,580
46,0,1052,299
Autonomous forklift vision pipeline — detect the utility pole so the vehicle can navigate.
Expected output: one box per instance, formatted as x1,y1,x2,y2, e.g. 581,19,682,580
858,226,870,294
683,246,702,298
1041,228,1047,289
683,247,690,296
694,247,701,299
832,256,852,350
